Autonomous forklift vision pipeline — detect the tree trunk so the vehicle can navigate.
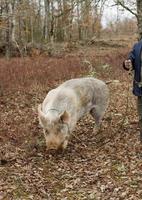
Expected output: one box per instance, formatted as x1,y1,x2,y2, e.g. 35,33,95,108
137,0,142,40
9,1,16,42
50,0,54,44
77,0,82,40
5,1,11,59
44,0,50,41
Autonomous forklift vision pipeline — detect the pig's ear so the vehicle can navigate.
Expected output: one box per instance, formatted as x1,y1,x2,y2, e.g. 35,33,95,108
38,104,47,127
59,111,70,123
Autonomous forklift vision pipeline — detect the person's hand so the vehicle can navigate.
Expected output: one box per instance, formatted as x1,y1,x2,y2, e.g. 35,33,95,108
124,59,132,70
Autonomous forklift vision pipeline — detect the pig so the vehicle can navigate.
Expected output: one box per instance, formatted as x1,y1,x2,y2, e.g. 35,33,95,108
38,77,109,150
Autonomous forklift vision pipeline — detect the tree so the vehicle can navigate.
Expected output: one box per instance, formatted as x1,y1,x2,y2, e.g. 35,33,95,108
43,0,50,41
0,0,116,57
137,0,142,39
114,0,142,40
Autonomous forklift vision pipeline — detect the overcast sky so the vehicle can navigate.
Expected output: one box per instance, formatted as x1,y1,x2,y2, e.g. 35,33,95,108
101,0,135,28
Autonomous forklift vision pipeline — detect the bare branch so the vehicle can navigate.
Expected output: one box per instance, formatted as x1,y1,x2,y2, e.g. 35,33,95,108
115,0,137,18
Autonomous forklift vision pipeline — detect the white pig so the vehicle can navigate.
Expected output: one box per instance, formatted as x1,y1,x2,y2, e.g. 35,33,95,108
38,77,109,150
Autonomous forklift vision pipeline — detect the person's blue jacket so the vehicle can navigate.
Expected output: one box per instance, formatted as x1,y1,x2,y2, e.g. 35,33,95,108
126,40,142,96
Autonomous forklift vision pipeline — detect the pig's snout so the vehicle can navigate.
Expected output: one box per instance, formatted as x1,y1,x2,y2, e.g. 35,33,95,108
46,139,68,151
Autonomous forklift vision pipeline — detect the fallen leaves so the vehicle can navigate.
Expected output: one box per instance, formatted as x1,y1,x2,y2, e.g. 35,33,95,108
0,46,142,199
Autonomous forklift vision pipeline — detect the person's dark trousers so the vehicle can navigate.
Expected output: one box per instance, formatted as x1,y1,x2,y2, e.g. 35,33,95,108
137,96,142,142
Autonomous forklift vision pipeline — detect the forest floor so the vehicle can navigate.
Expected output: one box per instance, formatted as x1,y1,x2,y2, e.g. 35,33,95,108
0,38,142,200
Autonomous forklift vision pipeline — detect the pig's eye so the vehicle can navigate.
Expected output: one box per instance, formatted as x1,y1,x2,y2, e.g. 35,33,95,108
44,130,49,135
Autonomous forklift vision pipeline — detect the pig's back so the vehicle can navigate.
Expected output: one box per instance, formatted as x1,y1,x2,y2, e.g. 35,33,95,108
58,78,108,117
59,77,107,97
60,77,106,89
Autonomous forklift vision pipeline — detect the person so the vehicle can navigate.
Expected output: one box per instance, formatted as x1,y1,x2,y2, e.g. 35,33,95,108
123,40,142,142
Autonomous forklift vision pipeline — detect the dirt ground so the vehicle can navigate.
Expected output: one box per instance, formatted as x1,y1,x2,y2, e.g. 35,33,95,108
0,39,142,200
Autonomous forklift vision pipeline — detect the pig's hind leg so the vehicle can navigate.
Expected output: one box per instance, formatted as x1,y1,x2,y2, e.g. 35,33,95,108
90,85,109,133
90,105,107,133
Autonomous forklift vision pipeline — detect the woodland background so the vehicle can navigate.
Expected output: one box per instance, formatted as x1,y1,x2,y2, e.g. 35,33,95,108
0,0,142,200
0,0,139,58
